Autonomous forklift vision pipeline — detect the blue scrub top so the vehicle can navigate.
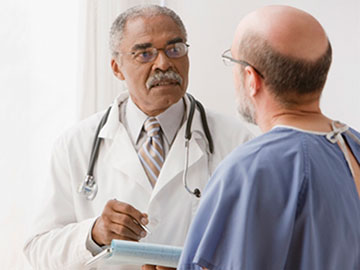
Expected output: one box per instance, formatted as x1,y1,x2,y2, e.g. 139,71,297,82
178,126,360,270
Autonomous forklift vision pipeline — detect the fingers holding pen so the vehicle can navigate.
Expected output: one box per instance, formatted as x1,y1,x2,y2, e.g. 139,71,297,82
92,199,149,246
107,199,149,238
111,199,149,227
108,211,146,239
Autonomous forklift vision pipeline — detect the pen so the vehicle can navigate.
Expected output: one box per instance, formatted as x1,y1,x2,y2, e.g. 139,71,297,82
133,219,152,235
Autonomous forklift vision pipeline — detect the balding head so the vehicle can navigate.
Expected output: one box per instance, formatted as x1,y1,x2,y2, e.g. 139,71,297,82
238,6,328,60
232,5,332,106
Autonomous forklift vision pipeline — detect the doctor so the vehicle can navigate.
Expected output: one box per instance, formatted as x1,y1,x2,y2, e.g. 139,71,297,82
24,4,253,270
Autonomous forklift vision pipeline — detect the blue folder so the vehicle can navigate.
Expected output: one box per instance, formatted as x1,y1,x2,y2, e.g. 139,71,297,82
86,239,182,269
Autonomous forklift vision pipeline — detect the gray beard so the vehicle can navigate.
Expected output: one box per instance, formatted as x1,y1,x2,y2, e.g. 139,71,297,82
236,95,257,125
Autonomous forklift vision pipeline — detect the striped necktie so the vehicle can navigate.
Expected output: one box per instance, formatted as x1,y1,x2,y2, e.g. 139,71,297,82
138,117,165,187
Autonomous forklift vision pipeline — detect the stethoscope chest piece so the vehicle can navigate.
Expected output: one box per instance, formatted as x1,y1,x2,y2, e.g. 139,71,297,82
78,175,98,200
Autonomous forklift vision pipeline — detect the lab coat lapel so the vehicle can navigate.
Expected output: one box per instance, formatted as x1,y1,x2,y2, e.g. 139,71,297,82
104,125,153,193
99,93,153,194
152,108,207,197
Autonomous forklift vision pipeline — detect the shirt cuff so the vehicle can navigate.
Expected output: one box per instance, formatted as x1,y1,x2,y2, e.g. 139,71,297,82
85,219,106,256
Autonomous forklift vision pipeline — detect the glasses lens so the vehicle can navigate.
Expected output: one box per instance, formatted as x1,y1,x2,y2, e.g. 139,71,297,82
222,57,234,67
222,49,234,66
165,43,188,59
134,48,157,63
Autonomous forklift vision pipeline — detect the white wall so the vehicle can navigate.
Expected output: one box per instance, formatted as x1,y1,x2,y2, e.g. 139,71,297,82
0,0,359,269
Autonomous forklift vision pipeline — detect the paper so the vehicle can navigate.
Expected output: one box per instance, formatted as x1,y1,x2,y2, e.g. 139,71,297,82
86,240,182,269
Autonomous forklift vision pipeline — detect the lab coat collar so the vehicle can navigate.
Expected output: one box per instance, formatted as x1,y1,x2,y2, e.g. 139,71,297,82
98,91,129,140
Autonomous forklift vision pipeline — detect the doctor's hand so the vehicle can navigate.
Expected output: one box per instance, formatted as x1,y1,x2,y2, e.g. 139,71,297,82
142,265,175,270
92,199,149,246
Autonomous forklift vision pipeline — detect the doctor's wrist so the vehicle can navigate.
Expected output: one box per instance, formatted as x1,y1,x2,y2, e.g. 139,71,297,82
87,218,105,256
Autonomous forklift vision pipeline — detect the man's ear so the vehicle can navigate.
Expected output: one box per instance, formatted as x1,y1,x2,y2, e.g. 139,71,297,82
245,66,262,97
111,58,125,80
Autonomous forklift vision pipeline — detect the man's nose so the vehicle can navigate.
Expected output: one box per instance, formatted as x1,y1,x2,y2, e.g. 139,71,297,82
152,50,173,71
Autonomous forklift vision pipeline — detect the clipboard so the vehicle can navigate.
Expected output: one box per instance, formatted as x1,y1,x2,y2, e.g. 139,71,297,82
85,240,182,269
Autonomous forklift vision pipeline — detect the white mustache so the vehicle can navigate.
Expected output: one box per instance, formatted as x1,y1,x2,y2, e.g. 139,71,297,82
146,70,183,89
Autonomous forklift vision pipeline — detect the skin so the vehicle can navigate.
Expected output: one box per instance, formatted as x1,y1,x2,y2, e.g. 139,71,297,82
93,14,188,270
111,14,189,116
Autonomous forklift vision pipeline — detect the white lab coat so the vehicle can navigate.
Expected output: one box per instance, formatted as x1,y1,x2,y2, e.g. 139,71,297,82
24,92,253,269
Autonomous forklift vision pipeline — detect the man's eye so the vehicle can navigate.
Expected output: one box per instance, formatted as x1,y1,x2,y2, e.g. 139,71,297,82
166,47,180,57
136,50,154,62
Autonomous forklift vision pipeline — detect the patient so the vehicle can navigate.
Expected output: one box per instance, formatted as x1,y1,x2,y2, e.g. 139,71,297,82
178,5,360,270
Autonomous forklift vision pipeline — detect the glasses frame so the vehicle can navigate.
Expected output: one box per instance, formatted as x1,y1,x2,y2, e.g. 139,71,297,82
127,42,190,64
221,49,264,79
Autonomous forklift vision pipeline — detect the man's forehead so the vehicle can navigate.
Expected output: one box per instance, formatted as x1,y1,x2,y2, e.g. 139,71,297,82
123,15,184,41
131,37,184,51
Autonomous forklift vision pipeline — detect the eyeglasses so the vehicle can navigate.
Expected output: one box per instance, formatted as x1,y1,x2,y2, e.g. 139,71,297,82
221,49,264,79
127,42,189,63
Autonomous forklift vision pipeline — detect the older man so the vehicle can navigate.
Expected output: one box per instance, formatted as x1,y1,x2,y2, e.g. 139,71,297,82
178,5,360,270
23,4,252,270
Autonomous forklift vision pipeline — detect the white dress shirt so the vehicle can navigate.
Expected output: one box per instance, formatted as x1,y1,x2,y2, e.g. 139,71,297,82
121,96,186,156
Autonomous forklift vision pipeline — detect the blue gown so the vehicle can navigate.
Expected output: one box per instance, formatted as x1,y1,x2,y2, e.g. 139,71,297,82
178,125,360,270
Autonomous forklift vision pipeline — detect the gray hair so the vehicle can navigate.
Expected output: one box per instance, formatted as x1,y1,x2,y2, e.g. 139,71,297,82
109,4,187,58
238,33,332,106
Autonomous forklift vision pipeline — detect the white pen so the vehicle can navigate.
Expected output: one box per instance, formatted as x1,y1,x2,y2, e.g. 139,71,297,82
133,219,152,235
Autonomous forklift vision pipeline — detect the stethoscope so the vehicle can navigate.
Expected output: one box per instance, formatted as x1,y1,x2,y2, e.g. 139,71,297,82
78,93,214,200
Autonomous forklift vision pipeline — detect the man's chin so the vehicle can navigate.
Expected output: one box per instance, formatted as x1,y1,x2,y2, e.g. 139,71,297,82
236,106,257,125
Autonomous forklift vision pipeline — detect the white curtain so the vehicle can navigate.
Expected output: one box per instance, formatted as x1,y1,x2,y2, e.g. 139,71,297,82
0,0,79,269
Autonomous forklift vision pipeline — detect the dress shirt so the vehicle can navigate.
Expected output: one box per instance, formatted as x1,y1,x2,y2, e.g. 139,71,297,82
121,96,186,157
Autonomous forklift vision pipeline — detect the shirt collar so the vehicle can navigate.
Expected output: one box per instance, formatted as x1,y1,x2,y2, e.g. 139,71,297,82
157,98,185,145
126,97,148,145
126,97,185,145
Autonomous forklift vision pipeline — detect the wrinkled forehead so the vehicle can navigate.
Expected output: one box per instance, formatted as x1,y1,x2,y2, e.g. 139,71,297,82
122,15,186,46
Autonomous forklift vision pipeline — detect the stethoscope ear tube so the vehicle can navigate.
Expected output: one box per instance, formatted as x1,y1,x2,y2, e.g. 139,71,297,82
194,99,214,154
185,93,214,154
78,106,111,200
185,93,196,141
87,106,112,176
